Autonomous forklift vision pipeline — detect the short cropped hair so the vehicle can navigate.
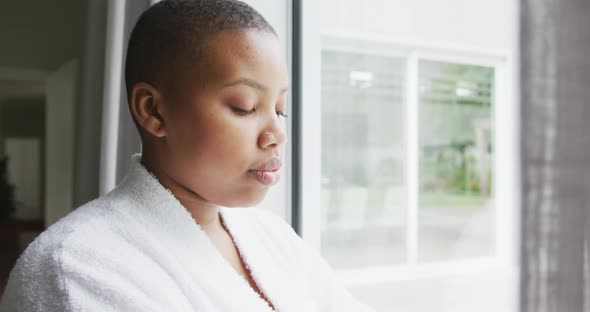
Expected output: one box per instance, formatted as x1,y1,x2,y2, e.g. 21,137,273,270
124,0,276,105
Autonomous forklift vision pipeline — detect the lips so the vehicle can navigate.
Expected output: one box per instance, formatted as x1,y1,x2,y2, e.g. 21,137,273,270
250,157,282,171
249,157,282,186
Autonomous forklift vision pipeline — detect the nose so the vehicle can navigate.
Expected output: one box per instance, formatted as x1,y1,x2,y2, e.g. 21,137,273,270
258,114,287,150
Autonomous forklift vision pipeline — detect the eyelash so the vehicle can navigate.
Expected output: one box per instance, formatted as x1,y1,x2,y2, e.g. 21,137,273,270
232,107,288,118
232,107,256,115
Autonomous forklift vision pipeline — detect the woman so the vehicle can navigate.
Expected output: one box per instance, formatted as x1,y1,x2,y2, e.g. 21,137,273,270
0,0,375,311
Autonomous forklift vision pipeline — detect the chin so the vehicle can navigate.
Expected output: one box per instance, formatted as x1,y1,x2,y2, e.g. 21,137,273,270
222,188,269,207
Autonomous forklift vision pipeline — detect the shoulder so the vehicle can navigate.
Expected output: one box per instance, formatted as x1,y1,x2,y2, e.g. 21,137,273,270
0,193,138,310
21,187,146,270
1,188,179,311
27,191,131,256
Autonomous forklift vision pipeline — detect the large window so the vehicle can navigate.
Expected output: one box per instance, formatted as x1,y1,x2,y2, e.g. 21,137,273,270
320,44,497,269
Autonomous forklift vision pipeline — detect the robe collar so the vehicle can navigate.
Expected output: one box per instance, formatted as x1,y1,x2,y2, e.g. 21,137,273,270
112,153,313,312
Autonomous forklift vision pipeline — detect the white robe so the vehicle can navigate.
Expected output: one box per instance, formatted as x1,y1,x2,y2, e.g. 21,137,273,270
0,154,375,312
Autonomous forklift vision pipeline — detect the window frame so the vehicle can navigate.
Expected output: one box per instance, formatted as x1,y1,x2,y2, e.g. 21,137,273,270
298,32,518,285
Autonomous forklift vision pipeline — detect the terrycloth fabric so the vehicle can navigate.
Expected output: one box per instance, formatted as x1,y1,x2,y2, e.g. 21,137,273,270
0,154,375,312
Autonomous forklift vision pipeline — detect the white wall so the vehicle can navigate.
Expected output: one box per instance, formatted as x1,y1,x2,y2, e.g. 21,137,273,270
320,0,515,52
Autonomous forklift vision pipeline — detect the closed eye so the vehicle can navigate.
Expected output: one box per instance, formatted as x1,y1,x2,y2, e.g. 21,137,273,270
277,111,288,118
232,107,256,115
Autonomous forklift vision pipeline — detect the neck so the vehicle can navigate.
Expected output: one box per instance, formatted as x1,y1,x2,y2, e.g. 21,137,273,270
140,152,222,232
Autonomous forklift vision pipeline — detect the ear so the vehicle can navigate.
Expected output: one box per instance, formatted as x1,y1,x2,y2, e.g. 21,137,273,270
129,82,167,138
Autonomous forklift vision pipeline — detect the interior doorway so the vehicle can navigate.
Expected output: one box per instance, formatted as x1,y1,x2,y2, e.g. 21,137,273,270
0,0,106,294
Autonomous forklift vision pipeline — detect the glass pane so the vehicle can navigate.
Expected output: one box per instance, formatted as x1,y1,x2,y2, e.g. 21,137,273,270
320,50,406,269
418,60,495,261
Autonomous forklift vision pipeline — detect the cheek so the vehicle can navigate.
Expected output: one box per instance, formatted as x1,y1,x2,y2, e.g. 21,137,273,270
169,109,256,170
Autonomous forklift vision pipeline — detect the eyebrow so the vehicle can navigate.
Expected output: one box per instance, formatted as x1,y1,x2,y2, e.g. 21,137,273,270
222,77,288,95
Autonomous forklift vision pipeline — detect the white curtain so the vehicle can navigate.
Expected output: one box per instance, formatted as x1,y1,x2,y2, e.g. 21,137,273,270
520,0,590,311
100,0,145,195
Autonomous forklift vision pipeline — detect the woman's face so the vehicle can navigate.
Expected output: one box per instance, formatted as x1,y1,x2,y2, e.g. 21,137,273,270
158,30,289,207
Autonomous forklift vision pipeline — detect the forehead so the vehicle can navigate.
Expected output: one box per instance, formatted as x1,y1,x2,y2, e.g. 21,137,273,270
190,30,289,90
